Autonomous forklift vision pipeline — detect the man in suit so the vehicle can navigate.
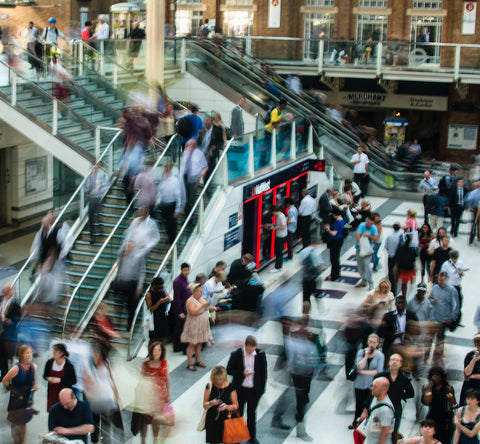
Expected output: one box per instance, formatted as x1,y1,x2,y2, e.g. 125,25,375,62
449,178,468,238
230,97,245,138
227,335,267,444
377,295,418,360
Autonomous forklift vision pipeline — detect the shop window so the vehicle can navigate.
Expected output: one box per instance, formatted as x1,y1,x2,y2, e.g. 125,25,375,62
224,10,253,36
410,15,442,63
358,0,388,7
304,12,334,59
176,9,203,36
306,0,334,6
412,1,442,8
225,0,253,5
356,14,387,42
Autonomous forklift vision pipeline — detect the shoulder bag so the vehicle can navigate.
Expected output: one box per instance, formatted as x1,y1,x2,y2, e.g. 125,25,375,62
223,410,251,444
197,382,212,431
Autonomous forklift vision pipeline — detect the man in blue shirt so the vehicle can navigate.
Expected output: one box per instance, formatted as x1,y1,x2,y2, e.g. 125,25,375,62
355,215,379,290
48,388,94,443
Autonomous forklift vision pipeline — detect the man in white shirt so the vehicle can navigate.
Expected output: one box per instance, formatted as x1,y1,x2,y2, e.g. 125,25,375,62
350,146,370,197
94,16,109,40
180,139,208,212
156,161,185,244
419,170,438,224
123,206,160,258
298,188,316,248
270,205,287,272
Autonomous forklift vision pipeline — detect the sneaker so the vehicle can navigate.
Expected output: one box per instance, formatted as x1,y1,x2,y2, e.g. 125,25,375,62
270,268,282,273
284,258,292,263
368,283,374,290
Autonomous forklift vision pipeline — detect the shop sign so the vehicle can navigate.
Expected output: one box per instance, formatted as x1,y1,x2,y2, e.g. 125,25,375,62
228,212,238,229
324,91,448,111
463,1,477,35
268,0,281,28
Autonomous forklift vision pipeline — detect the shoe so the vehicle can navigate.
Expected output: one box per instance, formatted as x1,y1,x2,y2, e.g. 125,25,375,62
270,268,282,273
271,418,290,430
355,281,366,288
368,283,374,290
284,258,292,263
250,439,260,444
296,422,314,442
348,422,357,430
187,364,197,371
195,361,207,368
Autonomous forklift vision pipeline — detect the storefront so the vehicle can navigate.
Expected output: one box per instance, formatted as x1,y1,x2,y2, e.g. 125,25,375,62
241,158,325,268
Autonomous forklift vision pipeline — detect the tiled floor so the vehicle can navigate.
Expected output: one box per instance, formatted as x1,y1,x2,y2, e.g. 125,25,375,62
0,195,478,443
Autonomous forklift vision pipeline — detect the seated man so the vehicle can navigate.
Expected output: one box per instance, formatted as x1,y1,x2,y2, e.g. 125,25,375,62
48,388,94,444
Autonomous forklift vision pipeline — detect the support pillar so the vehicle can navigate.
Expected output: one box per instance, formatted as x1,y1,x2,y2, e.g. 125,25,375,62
146,0,165,87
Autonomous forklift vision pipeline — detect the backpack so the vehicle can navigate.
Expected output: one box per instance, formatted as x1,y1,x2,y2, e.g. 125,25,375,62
43,27,58,41
425,194,438,215
438,174,452,195
263,106,275,124
176,115,192,139
202,25,210,37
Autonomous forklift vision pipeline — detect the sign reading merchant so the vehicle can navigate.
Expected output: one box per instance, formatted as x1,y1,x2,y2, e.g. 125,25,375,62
324,91,448,111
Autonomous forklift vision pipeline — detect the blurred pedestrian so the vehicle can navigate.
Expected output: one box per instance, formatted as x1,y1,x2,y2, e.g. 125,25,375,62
180,138,208,212
2,344,37,444
269,205,287,273
84,345,123,444
124,206,160,258
384,222,402,294
0,283,21,380
139,341,171,444
134,163,156,213
156,159,184,244
285,197,298,262
115,241,145,330
299,245,324,315
394,234,418,298
84,161,109,244
43,343,76,412
128,22,145,68
91,302,121,355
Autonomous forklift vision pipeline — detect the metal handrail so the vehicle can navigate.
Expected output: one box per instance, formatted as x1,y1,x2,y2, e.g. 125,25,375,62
62,134,178,339
0,60,100,134
127,137,235,359
13,129,122,305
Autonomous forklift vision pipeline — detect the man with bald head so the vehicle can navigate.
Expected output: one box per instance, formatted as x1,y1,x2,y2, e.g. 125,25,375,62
48,388,94,443
360,376,395,444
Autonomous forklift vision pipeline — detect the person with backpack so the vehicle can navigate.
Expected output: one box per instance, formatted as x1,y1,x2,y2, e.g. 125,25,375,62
262,99,287,165
42,18,65,63
176,104,204,148
418,171,438,224
326,206,345,281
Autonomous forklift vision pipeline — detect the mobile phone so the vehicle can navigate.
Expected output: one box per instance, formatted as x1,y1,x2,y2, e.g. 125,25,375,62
217,403,226,410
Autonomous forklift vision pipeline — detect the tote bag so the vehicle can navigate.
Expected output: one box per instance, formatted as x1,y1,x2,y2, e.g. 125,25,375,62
223,410,251,444
359,236,373,257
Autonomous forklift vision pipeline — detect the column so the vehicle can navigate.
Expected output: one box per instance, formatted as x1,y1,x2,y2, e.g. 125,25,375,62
146,0,165,86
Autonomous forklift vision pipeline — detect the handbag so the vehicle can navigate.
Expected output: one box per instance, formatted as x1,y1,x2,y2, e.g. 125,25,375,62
197,382,212,432
144,311,154,331
359,236,373,257
223,410,251,444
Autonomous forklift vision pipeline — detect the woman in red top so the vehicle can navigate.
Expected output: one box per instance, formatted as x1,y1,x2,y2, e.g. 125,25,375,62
140,341,171,444
42,343,76,411
92,302,121,355
403,209,419,246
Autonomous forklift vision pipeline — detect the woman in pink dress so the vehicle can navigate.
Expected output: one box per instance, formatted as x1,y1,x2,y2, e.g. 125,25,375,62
403,209,419,246
181,282,212,371
140,341,171,444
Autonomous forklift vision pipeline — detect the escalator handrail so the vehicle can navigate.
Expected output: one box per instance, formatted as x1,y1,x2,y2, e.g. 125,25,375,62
0,60,101,135
13,129,123,305
127,136,236,360
62,134,179,339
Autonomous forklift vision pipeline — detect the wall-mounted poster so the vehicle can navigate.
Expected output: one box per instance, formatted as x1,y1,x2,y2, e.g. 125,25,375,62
26,156,47,194
463,1,477,35
268,0,281,28
447,124,478,150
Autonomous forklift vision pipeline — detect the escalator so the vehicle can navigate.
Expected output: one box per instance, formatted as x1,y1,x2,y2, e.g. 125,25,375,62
184,40,444,193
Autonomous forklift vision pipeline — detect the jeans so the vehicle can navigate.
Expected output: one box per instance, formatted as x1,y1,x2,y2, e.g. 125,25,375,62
292,374,312,422
274,236,286,269
372,242,381,271
356,251,373,287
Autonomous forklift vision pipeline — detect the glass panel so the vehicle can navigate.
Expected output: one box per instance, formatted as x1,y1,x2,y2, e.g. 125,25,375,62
227,134,250,180
276,122,292,161
304,13,334,60
307,0,334,5
165,39,180,69
412,1,442,8
254,130,270,170
296,120,308,154
359,0,388,6
223,10,254,37
410,16,443,64
356,14,388,42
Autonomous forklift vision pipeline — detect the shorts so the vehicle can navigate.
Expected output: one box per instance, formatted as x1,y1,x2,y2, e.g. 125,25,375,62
398,269,416,284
